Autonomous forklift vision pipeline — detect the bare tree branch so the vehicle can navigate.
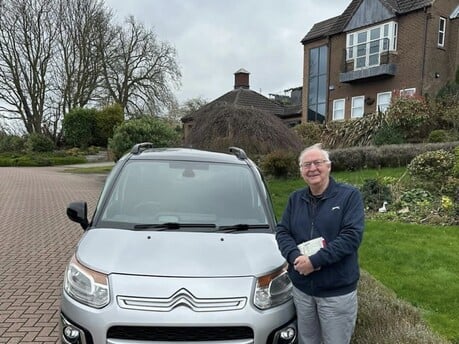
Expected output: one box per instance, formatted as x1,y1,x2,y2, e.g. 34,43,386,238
52,0,111,114
101,16,181,117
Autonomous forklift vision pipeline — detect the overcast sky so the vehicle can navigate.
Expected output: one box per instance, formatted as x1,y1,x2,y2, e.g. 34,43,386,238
105,0,350,104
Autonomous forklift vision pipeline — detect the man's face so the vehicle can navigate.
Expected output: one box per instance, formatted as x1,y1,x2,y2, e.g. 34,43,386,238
299,149,331,188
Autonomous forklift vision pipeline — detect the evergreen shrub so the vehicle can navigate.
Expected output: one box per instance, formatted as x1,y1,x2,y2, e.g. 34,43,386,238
329,147,366,171
94,103,124,147
0,135,26,153
373,124,405,146
108,116,180,161
327,143,459,172
25,133,54,153
454,146,459,178
63,108,97,148
428,129,451,143
360,179,393,211
293,122,323,147
385,96,431,143
260,150,298,178
407,149,454,182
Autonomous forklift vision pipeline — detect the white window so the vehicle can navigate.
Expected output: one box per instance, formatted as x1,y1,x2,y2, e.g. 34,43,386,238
377,92,392,113
351,96,364,118
346,21,398,70
438,17,446,47
400,88,416,97
333,99,345,120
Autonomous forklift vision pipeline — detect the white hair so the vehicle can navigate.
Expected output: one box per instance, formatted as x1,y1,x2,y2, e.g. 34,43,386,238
298,143,330,165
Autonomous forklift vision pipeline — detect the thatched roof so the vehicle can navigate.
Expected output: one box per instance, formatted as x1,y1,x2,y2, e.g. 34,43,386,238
185,102,303,156
181,87,285,122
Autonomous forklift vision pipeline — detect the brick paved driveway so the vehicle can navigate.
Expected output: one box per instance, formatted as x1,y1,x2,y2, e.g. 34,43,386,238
0,166,105,343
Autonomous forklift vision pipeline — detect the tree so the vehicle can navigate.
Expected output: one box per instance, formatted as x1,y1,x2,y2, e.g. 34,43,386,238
0,0,112,140
0,0,182,138
0,0,57,134
53,0,111,115
165,96,208,125
100,16,181,117
44,0,112,143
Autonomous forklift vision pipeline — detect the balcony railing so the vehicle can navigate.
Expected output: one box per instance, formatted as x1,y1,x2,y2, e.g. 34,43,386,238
339,38,397,83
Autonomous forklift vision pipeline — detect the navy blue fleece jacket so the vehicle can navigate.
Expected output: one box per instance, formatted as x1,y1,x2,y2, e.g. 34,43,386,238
275,177,365,297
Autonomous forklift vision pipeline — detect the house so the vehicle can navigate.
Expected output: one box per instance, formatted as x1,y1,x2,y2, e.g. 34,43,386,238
301,0,459,123
181,69,302,140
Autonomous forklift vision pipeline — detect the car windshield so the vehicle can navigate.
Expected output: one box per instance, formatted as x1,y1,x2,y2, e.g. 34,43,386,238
97,160,269,229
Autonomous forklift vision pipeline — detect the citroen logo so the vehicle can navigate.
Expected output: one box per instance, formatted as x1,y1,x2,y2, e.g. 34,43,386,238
169,288,198,309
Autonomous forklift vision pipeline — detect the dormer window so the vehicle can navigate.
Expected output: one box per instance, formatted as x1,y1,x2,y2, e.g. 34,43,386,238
346,21,397,70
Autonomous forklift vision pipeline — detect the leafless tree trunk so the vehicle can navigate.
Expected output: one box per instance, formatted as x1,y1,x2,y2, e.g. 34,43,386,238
0,0,57,134
101,16,181,117
52,0,111,114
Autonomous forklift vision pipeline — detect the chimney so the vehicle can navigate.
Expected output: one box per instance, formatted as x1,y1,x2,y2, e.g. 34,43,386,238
234,68,250,89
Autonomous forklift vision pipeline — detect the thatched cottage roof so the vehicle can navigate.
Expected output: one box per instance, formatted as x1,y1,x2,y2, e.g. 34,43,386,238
185,102,303,156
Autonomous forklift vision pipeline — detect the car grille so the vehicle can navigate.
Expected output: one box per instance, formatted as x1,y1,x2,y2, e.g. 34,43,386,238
117,288,247,312
107,325,254,341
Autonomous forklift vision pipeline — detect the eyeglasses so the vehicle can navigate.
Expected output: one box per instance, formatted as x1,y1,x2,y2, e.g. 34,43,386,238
300,159,329,169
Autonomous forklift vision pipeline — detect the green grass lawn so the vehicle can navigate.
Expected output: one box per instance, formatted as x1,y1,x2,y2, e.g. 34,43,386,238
267,169,459,342
361,220,459,341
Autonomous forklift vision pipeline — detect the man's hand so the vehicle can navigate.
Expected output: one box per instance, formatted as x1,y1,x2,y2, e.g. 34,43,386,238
293,255,316,276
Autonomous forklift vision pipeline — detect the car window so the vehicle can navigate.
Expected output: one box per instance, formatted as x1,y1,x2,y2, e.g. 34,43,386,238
98,160,268,229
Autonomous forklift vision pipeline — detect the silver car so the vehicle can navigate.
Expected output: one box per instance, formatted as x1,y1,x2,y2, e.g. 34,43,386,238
60,144,297,344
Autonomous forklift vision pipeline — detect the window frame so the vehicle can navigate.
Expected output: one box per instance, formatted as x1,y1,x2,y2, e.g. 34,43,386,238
332,98,345,121
438,17,446,47
351,96,365,118
400,88,416,97
307,45,328,123
376,92,392,113
346,21,398,70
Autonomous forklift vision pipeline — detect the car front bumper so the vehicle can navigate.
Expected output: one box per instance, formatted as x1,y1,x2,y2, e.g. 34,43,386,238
60,274,297,344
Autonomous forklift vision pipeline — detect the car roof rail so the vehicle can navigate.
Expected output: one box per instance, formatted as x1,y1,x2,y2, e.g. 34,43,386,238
131,142,154,155
229,146,247,160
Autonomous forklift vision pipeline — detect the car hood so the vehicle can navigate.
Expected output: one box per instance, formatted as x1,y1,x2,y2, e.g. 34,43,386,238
76,228,285,277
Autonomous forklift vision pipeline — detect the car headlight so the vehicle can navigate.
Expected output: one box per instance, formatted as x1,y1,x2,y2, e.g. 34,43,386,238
254,264,292,310
64,254,110,309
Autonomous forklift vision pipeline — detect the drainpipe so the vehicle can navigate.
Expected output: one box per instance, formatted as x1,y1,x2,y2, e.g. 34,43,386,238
421,6,431,96
326,35,332,122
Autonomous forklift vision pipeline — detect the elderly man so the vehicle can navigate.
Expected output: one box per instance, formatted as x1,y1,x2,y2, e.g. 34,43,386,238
275,143,365,344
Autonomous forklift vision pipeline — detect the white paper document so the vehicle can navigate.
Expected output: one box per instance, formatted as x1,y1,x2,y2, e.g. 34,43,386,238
297,237,326,256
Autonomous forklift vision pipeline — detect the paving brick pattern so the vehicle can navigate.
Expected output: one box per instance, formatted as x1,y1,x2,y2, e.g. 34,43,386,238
0,167,105,343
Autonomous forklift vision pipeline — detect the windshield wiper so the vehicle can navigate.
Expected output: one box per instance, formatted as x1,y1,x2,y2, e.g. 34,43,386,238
216,224,270,233
133,223,217,231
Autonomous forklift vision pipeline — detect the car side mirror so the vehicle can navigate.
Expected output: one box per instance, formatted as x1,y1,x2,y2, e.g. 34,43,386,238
67,201,89,230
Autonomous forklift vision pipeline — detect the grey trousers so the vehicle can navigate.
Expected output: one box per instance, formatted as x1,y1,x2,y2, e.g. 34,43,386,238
292,286,358,344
